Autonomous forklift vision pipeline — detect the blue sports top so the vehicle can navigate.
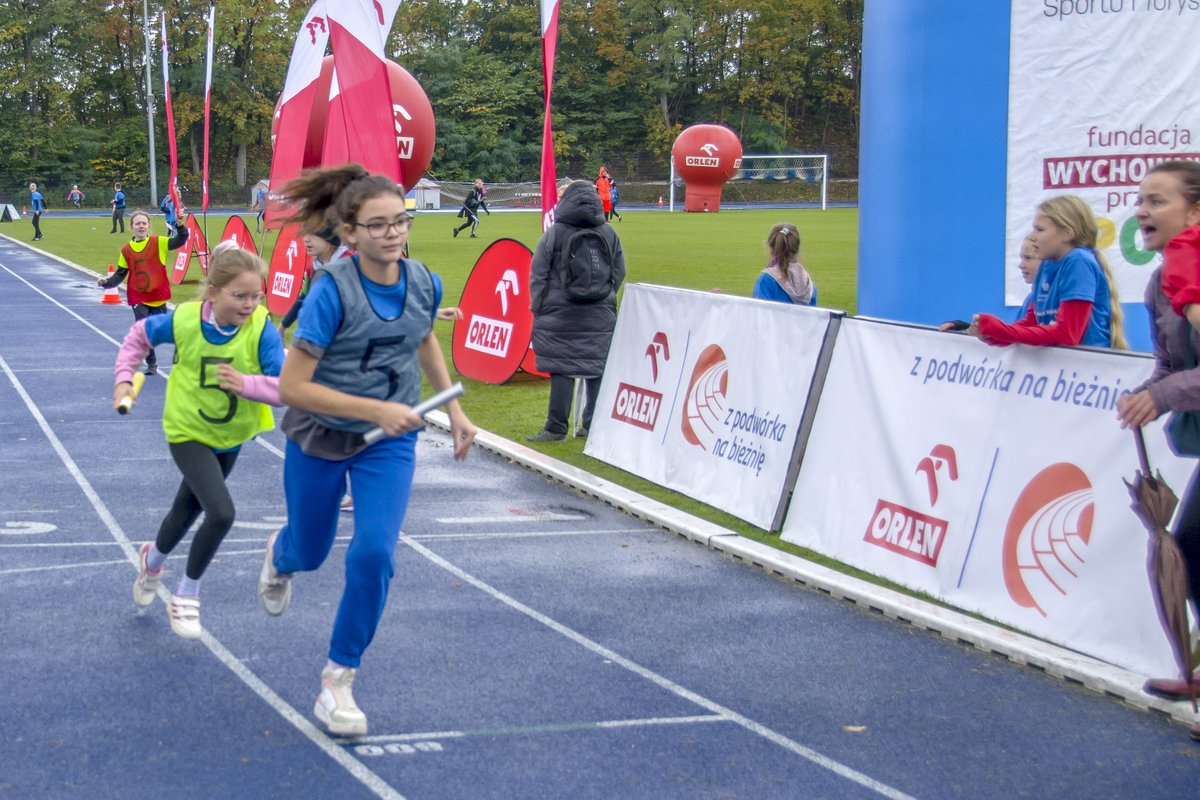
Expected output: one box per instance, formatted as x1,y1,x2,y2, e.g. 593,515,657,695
30,191,44,213
1030,247,1111,347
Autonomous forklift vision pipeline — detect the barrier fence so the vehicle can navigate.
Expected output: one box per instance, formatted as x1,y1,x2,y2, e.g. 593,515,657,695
587,284,1195,677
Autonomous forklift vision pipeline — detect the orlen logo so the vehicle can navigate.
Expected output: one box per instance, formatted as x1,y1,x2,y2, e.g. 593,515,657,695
685,155,720,168
1002,463,1094,617
862,444,957,567
494,269,520,315
680,344,728,451
271,271,294,298
464,316,513,358
700,143,718,156
611,332,669,432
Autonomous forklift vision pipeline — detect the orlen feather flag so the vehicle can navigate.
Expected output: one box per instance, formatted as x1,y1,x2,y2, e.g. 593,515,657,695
539,0,560,231
266,1,332,228
323,1,402,183
160,14,180,208
201,6,215,212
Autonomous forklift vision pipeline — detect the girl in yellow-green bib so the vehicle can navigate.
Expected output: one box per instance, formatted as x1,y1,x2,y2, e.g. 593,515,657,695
112,241,285,640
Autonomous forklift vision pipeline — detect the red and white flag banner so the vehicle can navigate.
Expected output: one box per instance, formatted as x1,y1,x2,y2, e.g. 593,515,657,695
324,1,402,182
160,14,180,207
539,0,560,231
266,1,332,227
201,6,215,212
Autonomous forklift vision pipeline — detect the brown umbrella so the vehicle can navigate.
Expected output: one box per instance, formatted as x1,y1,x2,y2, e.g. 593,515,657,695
1124,427,1196,712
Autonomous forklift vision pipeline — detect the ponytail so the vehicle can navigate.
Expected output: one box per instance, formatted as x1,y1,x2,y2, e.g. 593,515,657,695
1095,248,1128,350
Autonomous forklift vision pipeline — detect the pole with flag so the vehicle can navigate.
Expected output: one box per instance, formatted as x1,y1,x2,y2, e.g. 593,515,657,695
202,6,215,215
160,14,180,214
266,1,332,229
323,1,402,183
539,0,560,232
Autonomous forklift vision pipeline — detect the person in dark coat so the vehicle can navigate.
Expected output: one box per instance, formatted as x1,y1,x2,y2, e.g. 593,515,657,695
527,180,626,442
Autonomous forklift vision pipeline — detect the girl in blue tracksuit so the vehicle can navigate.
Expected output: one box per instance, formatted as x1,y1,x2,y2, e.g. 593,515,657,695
258,164,476,737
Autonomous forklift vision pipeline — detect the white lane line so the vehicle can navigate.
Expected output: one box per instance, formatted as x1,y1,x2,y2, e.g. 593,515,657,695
404,537,917,800
0,260,125,346
406,528,645,542
0,352,406,800
0,558,129,576
435,512,586,524
352,714,727,745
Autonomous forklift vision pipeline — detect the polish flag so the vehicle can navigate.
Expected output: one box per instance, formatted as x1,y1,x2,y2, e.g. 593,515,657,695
201,6,215,212
323,1,402,183
540,0,560,231
266,1,332,227
160,15,180,209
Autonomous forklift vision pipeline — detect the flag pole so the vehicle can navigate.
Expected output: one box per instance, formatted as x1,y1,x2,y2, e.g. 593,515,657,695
142,0,158,207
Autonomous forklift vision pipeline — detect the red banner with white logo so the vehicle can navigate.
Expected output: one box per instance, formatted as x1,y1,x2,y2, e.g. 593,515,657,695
169,213,211,284
266,1,331,228
451,239,534,384
266,225,311,316
539,0,560,231
780,317,1194,677
323,1,402,181
219,216,257,256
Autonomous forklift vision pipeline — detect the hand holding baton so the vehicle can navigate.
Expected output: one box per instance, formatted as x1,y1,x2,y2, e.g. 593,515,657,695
116,372,147,415
363,382,465,444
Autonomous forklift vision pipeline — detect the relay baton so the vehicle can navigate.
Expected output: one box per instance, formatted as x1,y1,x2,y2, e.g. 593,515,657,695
363,382,465,444
116,372,147,415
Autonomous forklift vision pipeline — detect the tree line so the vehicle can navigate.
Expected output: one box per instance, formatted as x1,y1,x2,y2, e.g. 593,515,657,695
0,0,862,206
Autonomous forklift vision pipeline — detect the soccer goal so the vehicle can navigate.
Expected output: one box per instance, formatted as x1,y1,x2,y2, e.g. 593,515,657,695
669,153,829,211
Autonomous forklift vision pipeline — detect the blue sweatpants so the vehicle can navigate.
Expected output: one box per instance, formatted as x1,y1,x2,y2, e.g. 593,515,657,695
273,433,417,668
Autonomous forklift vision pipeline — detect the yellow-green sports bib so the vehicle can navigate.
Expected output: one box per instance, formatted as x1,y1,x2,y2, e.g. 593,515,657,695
163,302,274,448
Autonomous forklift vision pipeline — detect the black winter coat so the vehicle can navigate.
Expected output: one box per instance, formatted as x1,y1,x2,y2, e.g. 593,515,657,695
529,181,626,376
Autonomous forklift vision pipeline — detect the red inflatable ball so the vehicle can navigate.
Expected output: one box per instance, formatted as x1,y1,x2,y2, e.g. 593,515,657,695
671,124,743,212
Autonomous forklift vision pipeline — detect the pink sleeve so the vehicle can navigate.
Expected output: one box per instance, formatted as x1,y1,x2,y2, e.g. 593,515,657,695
114,320,151,385
239,374,282,407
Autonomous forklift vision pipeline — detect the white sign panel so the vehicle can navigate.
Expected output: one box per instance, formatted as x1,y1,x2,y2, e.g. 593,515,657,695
585,284,833,529
1006,1,1200,305
782,319,1194,677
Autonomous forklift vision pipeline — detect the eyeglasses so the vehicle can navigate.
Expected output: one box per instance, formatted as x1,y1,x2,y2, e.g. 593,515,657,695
354,217,411,239
222,288,265,304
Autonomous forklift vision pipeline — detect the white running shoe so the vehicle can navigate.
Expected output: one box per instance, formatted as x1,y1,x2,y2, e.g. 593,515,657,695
258,530,292,616
167,594,201,639
133,543,161,608
314,666,368,736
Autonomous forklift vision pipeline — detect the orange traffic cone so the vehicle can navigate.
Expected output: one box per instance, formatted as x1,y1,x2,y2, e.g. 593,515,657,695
21,206,26,218
101,265,121,305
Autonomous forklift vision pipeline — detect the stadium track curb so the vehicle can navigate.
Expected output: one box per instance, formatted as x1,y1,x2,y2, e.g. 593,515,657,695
425,412,1200,731
9,232,1196,730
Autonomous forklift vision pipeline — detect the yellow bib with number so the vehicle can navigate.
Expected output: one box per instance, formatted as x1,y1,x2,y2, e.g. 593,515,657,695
163,302,274,448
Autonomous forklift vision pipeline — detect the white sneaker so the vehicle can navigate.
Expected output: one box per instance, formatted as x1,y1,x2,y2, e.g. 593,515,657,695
314,666,368,736
133,543,161,607
258,530,292,616
167,594,201,639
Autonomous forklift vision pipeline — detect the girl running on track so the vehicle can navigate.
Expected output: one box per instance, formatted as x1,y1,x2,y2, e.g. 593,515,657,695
116,241,285,639
257,164,476,737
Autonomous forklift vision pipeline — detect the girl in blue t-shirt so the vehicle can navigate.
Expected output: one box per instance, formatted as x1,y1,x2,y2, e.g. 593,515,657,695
972,195,1127,349
258,164,476,737
752,222,817,306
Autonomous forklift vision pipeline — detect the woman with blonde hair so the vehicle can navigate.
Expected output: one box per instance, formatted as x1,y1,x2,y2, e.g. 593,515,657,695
970,195,1126,349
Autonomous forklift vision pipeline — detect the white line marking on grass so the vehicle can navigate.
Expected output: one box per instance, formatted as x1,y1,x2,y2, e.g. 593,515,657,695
0,352,407,800
404,537,918,800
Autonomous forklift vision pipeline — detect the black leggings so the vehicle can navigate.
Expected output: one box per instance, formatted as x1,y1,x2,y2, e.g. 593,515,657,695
1172,463,1200,611
155,441,240,581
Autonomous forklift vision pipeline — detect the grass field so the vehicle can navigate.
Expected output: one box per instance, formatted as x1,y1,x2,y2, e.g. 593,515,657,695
9,206,864,565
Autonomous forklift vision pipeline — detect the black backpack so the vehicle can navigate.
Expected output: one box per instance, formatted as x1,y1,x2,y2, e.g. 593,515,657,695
555,226,615,304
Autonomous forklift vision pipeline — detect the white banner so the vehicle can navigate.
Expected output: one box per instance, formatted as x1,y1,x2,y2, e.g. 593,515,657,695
585,284,833,530
1006,1,1200,305
781,319,1195,676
